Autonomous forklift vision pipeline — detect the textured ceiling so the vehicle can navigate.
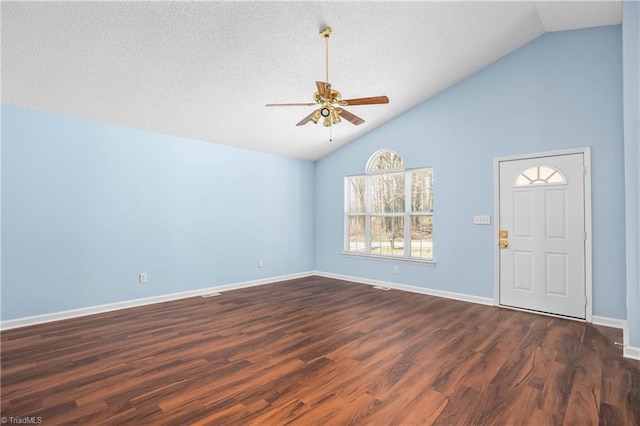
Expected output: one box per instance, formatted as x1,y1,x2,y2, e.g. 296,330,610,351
1,1,621,161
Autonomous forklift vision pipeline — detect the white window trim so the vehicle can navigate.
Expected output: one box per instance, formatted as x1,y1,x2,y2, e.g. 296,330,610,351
342,250,436,265
344,164,434,263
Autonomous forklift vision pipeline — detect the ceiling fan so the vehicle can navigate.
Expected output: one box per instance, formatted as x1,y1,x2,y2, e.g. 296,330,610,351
266,27,389,129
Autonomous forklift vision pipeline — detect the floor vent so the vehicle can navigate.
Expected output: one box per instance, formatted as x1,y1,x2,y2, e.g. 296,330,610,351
200,292,221,298
373,286,391,291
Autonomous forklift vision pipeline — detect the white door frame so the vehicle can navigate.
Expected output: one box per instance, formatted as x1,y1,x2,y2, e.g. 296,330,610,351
493,147,593,322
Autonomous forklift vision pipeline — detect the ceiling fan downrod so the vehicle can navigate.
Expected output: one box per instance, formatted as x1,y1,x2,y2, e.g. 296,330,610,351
321,26,337,141
320,27,332,84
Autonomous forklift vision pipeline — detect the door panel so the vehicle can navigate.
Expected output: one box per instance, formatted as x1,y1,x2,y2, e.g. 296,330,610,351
545,190,566,239
499,154,586,319
514,191,533,237
545,253,568,295
513,251,533,291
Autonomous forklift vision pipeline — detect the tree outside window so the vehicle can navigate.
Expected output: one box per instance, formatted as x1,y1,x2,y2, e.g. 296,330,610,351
345,150,433,261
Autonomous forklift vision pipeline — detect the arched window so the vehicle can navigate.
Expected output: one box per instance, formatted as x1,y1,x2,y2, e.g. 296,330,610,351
345,150,433,261
366,149,404,173
515,165,566,186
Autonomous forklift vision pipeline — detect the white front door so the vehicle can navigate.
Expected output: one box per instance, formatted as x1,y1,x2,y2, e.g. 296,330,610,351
498,153,586,319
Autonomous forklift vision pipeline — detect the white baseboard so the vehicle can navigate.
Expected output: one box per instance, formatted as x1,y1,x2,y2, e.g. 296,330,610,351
5,271,639,362
0,271,314,331
316,272,640,360
624,345,640,361
312,270,495,306
592,315,627,330
586,316,640,362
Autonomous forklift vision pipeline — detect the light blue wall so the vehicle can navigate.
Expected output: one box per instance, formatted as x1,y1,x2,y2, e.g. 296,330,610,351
1,105,315,321
623,1,640,347
315,26,626,319
0,107,3,321
1,25,631,325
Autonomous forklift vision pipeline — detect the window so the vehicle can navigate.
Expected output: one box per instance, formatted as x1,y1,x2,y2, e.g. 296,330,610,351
345,150,433,261
515,165,566,186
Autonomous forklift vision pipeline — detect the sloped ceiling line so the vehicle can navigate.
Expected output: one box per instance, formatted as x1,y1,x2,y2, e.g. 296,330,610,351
1,1,621,161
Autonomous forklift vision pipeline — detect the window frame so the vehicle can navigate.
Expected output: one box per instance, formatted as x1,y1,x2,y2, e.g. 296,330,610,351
344,151,434,264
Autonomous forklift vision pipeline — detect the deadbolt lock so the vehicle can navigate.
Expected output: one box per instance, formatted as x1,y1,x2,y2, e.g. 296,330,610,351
499,230,508,239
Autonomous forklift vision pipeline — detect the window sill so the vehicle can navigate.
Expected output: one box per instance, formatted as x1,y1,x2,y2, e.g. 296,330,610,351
342,251,435,266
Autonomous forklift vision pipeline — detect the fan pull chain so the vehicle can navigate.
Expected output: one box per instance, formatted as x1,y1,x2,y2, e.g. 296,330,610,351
329,122,333,143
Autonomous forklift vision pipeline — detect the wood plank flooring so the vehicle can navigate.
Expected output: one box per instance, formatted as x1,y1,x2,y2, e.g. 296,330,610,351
2,276,639,425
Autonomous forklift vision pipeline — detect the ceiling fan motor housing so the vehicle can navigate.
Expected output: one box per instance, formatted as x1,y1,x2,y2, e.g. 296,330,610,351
314,89,341,104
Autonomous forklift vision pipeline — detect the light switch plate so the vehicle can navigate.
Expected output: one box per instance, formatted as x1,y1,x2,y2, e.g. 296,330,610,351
474,215,491,225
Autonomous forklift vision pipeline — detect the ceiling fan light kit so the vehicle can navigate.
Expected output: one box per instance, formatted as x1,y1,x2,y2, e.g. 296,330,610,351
266,27,389,133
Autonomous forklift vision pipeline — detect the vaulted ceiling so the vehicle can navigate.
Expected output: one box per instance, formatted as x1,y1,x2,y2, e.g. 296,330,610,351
1,1,621,161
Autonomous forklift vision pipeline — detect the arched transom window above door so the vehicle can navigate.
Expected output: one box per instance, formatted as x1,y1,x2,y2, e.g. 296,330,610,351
515,165,567,186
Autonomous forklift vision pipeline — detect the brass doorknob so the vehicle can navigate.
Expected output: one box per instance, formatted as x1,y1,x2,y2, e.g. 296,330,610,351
499,240,509,249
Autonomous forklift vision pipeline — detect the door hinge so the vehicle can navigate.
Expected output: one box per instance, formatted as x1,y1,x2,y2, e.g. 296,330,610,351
583,166,587,176
584,231,587,241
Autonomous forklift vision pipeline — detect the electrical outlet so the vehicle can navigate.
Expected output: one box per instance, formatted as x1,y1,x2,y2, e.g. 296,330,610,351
258,260,264,268
139,273,147,284
394,265,400,274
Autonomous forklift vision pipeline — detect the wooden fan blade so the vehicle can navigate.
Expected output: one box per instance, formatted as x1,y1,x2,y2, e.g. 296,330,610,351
316,81,331,99
340,96,389,106
296,109,319,126
338,108,365,126
266,102,317,107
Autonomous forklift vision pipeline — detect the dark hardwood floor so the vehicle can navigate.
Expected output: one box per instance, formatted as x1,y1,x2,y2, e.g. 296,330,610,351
2,276,639,425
